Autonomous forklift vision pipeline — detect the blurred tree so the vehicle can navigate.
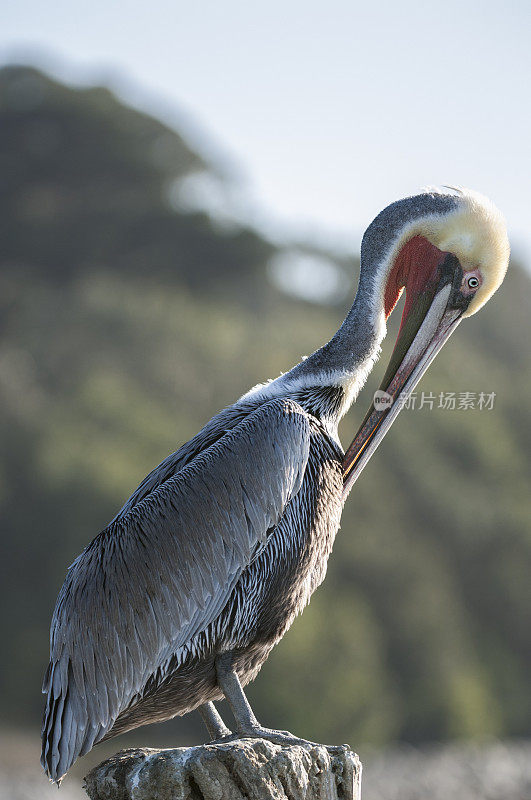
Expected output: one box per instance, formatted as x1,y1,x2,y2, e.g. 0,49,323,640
0,65,274,295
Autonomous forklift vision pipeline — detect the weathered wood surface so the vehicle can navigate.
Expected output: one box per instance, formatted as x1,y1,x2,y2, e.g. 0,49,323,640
84,739,362,800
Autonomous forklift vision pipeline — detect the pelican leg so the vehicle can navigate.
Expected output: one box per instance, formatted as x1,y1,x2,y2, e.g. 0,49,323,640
215,652,315,746
199,702,232,739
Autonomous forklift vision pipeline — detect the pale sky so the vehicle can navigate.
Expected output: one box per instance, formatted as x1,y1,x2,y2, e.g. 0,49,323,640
2,0,531,260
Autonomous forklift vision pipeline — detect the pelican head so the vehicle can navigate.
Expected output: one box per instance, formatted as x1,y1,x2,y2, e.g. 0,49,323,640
343,187,509,494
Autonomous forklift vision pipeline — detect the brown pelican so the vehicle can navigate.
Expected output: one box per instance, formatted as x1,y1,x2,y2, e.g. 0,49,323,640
41,188,509,783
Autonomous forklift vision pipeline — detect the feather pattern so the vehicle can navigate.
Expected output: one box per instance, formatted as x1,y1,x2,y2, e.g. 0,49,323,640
42,398,316,781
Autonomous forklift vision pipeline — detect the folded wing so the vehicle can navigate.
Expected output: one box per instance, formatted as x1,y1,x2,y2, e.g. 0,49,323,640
41,398,311,782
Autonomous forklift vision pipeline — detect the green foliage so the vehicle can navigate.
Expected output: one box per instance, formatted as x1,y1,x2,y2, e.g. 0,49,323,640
1,65,530,750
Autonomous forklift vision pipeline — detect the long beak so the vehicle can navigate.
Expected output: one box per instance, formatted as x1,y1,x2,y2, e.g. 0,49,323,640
342,264,465,500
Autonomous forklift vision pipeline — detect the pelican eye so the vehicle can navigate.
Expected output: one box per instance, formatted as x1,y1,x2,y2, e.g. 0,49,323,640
467,275,480,289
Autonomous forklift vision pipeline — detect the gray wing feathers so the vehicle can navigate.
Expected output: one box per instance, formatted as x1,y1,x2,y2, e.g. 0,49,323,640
41,398,310,781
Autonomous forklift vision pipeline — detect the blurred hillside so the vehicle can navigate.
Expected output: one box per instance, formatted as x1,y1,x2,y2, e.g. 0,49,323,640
0,65,530,759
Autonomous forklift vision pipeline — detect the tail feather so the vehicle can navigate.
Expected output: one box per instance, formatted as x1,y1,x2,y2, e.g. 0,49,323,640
41,658,108,783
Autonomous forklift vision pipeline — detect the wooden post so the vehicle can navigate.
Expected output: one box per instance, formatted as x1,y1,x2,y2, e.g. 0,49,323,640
84,739,362,800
